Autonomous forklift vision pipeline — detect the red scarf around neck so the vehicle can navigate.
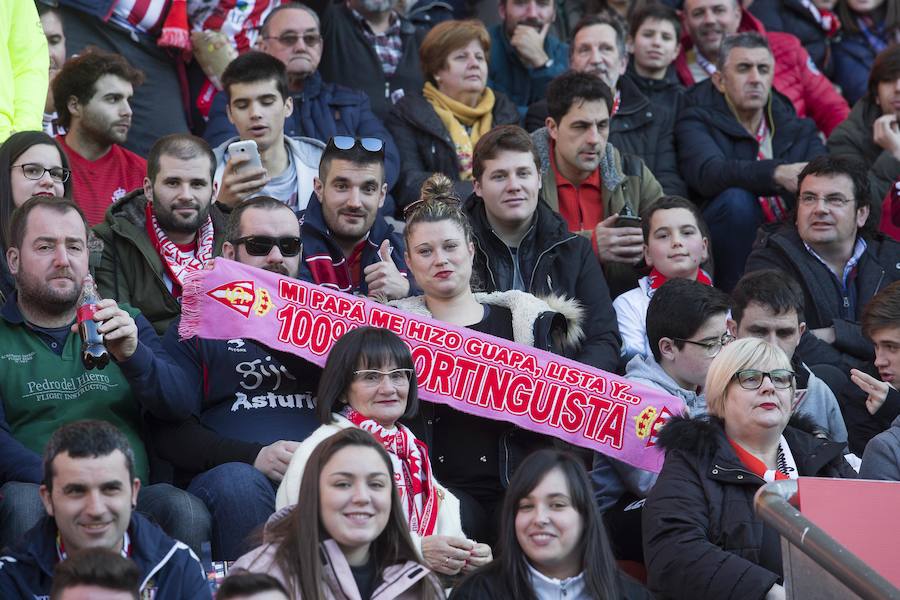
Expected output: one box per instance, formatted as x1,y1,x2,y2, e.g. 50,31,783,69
341,406,440,536
647,267,712,290
145,201,215,298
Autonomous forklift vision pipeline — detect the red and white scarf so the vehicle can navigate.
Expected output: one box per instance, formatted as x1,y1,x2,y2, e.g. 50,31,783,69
341,406,440,536
145,201,215,298
755,118,788,223
729,436,798,482
647,267,713,290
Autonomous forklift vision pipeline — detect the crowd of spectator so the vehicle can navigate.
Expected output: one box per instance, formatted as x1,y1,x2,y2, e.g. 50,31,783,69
1,0,900,597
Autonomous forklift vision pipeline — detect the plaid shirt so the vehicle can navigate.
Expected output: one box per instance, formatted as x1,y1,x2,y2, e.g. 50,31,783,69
349,6,403,76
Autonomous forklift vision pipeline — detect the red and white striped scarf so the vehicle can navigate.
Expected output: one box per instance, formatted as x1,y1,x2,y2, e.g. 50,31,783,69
341,406,440,536
145,201,215,298
755,118,788,223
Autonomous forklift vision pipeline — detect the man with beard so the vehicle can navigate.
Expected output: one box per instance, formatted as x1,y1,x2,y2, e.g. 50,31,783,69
489,0,569,118
93,134,226,336
146,196,321,561
0,195,210,555
300,136,410,299
52,47,146,226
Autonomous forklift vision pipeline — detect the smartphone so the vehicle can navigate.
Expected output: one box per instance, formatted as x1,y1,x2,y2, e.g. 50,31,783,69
615,215,642,228
227,140,263,170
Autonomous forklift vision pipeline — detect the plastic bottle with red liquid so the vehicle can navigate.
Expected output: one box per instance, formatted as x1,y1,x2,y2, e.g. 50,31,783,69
77,275,110,370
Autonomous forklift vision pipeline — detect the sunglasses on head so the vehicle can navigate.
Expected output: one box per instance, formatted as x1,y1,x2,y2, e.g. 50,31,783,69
231,235,302,257
326,136,385,154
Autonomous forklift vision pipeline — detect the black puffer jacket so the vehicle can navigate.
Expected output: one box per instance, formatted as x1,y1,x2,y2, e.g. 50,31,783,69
385,89,519,210
464,194,622,372
643,414,855,600
677,79,825,205
745,225,900,373
524,76,687,197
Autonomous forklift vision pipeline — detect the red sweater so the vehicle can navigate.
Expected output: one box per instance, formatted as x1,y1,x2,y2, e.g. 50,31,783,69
57,136,146,225
674,10,849,136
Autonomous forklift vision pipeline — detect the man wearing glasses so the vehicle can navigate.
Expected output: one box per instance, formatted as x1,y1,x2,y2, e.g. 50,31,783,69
591,278,731,562
203,3,401,218
144,196,321,562
300,135,410,301
747,155,900,378
92,133,227,336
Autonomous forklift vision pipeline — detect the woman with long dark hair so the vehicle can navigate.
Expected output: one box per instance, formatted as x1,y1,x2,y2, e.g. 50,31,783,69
234,427,445,599
451,449,649,599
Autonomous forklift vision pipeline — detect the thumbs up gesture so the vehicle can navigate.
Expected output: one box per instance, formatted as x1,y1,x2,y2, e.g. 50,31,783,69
364,240,411,301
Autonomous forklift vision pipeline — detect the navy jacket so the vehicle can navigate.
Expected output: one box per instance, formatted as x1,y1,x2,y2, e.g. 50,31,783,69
748,0,834,76
299,195,411,296
488,23,569,119
0,513,211,599
147,319,322,487
204,72,401,198
833,30,883,106
677,79,825,204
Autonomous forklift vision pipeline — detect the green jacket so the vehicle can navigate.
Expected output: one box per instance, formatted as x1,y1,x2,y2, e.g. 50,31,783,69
92,189,228,336
530,127,664,297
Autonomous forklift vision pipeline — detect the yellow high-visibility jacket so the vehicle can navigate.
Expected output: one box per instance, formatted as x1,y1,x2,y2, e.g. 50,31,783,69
0,0,48,143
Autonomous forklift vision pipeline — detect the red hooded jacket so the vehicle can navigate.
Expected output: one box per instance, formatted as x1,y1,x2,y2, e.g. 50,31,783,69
675,10,849,136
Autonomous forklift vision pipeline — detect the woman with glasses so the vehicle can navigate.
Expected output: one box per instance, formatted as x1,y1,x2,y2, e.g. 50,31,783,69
276,326,494,578
390,174,585,548
0,131,72,300
385,20,519,211
642,338,855,600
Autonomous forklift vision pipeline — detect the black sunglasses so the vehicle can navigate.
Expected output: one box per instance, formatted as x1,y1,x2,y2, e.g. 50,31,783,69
326,136,385,154
231,235,302,257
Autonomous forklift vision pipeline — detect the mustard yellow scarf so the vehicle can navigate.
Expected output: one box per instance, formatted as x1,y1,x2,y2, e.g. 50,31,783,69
422,81,495,180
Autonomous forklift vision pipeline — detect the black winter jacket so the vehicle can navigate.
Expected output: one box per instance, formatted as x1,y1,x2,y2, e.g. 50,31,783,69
748,0,834,76
643,414,855,600
464,194,622,372
677,79,826,204
306,0,426,121
623,61,685,114
525,76,687,197
385,90,519,210
746,225,900,372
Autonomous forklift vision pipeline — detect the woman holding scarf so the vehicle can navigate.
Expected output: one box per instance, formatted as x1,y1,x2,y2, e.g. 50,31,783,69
275,326,493,578
386,20,519,212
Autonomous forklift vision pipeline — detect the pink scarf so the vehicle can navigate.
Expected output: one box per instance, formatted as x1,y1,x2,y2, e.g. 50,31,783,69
145,202,215,297
341,406,440,536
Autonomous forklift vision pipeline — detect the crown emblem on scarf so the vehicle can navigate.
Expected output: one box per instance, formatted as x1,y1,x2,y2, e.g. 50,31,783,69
207,280,272,318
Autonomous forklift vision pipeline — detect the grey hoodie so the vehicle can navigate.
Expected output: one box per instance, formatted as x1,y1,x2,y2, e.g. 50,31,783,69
591,354,706,512
859,409,900,481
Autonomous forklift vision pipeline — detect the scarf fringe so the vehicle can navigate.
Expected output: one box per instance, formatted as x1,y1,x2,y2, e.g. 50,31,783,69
178,269,207,340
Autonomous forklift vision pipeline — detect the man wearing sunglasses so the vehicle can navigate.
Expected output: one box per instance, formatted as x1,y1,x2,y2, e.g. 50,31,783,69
301,136,410,300
591,278,731,562
203,3,401,217
92,133,227,336
144,196,322,562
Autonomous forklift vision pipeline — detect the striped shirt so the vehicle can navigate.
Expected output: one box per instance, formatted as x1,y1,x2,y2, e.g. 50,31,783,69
188,0,285,54
110,0,170,36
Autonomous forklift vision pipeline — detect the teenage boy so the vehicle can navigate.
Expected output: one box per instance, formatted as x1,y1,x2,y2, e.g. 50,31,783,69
614,196,710,361
466,125,621,372
850,282,900,468
624,3,684,109
592,279,731,558
728,269,848,443
213,51,324,212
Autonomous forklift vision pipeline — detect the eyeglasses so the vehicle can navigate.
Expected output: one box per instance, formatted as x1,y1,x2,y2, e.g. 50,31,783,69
733,369,795,390
11,163,70,183
798,193,853,208
673,332,735,358
326,136,385,155
230,236,302,257
353,368,413,387
263,32,322,47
